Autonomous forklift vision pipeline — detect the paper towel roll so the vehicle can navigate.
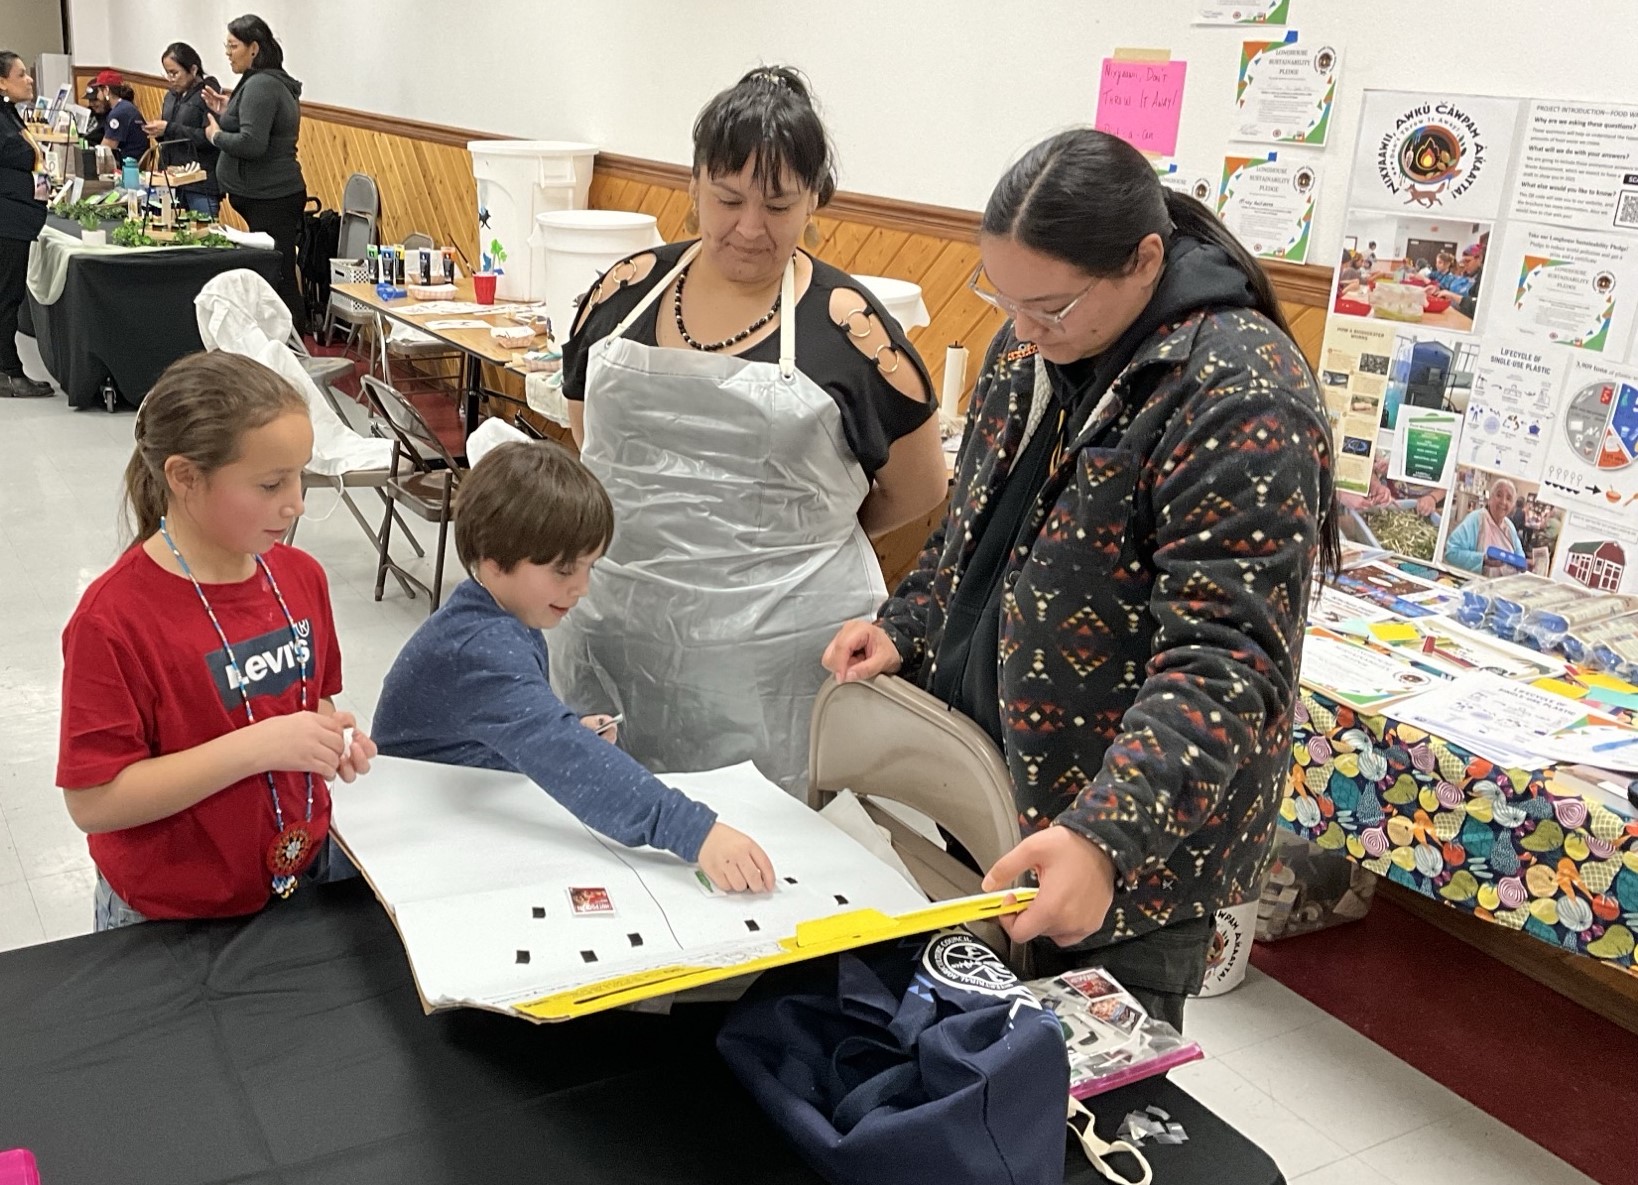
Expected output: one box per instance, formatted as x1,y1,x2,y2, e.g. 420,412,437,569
940,344,968,427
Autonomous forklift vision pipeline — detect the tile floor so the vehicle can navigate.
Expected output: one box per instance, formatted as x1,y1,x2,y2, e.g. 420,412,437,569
0,338,1597,1185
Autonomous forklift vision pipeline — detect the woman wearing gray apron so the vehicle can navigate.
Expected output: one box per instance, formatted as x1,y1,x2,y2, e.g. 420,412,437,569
557,68,947,792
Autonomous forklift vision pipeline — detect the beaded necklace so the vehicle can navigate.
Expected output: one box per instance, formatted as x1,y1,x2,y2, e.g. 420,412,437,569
158,518,315,898
672,262,783,352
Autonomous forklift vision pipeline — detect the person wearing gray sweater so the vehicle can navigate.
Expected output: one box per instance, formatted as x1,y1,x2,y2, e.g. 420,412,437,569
205,14,308,330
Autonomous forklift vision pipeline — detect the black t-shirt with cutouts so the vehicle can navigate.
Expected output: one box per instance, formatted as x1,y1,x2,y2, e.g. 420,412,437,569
560,241,934,477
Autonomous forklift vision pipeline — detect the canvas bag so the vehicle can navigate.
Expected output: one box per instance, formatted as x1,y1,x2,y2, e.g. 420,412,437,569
717,930,1070,1185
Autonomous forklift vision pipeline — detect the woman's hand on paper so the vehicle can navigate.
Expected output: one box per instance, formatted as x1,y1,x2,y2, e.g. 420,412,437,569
821,620,902,683
699,823,776,893
983,827,1118,946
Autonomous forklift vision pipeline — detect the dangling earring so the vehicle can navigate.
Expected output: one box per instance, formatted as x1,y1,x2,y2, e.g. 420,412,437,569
802,220,823,251
683,204,700,236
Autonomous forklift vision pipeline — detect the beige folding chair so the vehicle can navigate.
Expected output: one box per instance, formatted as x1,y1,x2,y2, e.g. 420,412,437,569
808,674,1026,965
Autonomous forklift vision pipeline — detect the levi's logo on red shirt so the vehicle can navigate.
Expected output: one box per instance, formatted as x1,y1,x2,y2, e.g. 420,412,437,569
205,619,313,710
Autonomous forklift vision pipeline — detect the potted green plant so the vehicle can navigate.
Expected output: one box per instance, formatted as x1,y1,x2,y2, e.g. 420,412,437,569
78,209,106,246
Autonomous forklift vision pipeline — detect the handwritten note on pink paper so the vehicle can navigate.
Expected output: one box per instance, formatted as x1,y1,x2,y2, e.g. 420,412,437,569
1095,59,1188,156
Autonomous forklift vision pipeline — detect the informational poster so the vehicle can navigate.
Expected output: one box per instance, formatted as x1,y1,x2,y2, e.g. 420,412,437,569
1346,92,1524,220
1232,32,1337,145
1511,101,1638,233
1489,222,1638,352
1196,0,1290,23
1392,407,1460,486
1308,585,1396,629
1456,337,1565,481
1217,152,1317,261
1553,507,1638,594
1318,318,1395,492
1156,162,1219,207
1539,357,1638,517
1096,58,1188,157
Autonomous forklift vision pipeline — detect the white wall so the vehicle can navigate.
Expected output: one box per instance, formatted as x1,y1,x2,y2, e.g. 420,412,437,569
68,0,1638,262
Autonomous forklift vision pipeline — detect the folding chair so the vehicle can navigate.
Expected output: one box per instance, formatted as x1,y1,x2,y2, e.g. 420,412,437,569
807,674,1026,966
361,374,467,611
321,172,379,348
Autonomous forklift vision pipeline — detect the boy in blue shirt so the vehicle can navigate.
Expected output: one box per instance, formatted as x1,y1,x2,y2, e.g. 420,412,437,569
374,440,774,892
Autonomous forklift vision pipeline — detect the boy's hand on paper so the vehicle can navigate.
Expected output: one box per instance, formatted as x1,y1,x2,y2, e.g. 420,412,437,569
581,714,618,744
984,828,1117,946
699,823,776,893
821,620,901,683
253,711,349,780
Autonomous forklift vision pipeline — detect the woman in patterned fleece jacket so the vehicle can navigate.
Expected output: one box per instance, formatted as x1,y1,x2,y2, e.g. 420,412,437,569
824,129,1337,1027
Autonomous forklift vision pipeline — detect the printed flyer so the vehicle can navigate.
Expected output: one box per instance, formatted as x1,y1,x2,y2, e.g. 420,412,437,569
1231,32,1337,145
1218,152,1317,261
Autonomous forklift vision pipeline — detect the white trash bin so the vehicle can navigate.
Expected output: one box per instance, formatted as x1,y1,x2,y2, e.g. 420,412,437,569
468,140,598,302
1193,900,1258,998
850,274,931,330
533,209,664,332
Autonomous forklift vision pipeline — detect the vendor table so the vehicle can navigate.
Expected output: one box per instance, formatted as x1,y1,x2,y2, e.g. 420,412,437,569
331,280,545,441
0,880,1283,1185
23,215,282,410
1283,688,1638,976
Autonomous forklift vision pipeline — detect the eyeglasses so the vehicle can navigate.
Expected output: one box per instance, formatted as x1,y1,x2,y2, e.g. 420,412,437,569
967,264,1099,330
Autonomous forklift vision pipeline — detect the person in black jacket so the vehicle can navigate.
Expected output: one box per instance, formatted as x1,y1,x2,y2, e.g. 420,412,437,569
0,51,52,397
204,13,307,330
143,42,222,216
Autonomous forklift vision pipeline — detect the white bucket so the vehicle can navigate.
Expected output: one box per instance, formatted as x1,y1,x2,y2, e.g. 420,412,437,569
851,274,931,330
534,209,664,332
1193,900,1258,998
468,139,598,302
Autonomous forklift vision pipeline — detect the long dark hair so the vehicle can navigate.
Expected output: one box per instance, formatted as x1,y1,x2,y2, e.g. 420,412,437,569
0,52,21,86
692,65,836,204
163,41,205,85
227,14,283,71
984,128,1338,575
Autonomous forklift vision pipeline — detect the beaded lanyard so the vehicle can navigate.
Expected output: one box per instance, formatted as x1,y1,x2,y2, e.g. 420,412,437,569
159,517,315,898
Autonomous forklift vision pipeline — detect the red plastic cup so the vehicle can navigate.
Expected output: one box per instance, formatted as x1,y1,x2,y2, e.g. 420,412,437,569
473,272,497,305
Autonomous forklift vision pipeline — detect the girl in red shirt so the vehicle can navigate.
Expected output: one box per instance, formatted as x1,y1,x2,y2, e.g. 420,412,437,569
57,352,377,927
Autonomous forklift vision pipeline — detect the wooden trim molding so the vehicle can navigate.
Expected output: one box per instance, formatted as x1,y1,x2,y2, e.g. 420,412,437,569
81,65,1337,306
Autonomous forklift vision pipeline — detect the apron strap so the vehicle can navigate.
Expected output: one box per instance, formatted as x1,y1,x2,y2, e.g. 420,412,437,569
778,258,797,381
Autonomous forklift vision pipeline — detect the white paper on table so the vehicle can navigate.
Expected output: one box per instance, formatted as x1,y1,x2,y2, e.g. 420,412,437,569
330,757,931,1013
1534,725,1638,773
1386,671,1587,767
1298,631,1453,707
399,300,498,316
422,318,490,330
1307,585,1396,630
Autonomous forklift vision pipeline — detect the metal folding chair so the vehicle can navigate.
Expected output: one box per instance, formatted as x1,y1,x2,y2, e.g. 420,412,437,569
361,374,468,611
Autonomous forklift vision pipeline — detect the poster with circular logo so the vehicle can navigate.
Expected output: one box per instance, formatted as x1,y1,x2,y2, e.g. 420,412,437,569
1347,92,1525,221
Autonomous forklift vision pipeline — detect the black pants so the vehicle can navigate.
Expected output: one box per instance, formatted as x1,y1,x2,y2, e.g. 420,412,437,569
0,234,30,376
1029,915,1215,1032
228,190,307,333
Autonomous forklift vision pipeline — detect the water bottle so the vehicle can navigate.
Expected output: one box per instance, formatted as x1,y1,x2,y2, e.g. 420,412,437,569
119,157,139,190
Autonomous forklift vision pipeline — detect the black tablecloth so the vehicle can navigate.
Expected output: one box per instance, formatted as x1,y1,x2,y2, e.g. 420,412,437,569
23,215,281,410
0,881,1283,1185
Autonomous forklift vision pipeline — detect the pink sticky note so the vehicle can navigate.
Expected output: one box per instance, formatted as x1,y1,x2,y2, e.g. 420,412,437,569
1095,58,1188,157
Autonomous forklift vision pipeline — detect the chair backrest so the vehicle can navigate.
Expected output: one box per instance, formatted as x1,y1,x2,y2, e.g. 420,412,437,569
403,231,434,252
340,172,380,220
360,375,464,475
808,675,1021,902
336,211,374,262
